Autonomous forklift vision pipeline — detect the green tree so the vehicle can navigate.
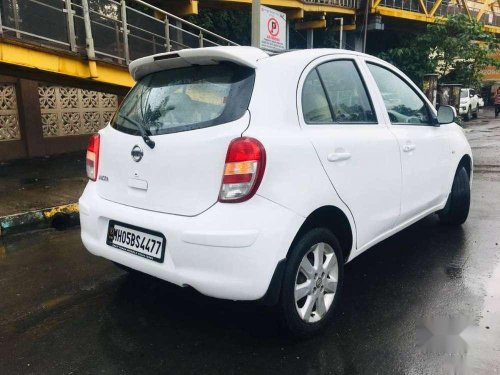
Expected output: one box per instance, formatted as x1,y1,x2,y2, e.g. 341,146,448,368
186,9,251,46
379,14,499,87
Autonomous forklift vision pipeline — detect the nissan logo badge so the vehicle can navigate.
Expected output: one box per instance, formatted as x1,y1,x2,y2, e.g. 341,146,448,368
131,145,143,162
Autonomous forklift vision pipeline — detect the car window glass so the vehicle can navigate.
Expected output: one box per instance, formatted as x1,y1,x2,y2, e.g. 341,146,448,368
367,63,430,125
111,64,254,135
302,69,333,124
316,60,376,123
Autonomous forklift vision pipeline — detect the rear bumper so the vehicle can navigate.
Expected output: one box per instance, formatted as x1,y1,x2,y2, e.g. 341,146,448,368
79,183,303,301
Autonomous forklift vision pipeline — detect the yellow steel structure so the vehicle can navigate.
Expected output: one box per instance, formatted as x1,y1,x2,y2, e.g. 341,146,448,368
1,0,499,89
205,0,356,15
295,19,328,30
372,0,500,34
0,41,134,88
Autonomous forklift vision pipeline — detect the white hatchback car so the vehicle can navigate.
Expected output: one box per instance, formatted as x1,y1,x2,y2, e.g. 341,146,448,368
80,47,472,337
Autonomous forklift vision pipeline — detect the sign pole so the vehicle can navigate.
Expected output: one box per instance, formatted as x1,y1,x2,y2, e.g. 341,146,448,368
339,18,343,49
251,0,261,47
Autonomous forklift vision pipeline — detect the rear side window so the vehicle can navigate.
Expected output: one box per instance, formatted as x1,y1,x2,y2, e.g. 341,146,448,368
302,60,376,124
302,69,333,123
111,63,255,135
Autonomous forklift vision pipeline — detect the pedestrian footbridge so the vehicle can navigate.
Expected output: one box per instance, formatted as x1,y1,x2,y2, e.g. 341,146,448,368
0,0,238,88
0,0,498,161
0,0,498,88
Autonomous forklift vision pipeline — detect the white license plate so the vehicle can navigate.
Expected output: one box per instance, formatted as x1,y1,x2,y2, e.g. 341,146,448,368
106,220,166,263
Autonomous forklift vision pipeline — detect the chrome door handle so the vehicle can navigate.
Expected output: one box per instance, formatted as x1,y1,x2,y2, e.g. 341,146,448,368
328,152,351,162
402,144,416,152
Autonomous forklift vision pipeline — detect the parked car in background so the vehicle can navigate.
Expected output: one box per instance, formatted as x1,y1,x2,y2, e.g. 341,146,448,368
80,47,473,337
478,95,485,108
459,88,480,120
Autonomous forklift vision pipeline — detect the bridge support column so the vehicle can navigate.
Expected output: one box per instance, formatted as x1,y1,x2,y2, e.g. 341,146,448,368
346,31,363,52
306,29,314,49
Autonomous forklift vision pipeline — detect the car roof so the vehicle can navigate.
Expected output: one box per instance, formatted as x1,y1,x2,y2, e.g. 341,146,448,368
129,46,384,81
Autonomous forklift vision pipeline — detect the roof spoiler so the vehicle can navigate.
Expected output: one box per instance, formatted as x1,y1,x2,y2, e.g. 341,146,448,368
129,46,269,81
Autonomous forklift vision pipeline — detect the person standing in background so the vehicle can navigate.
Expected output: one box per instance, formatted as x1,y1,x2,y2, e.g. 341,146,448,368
495,88,500,118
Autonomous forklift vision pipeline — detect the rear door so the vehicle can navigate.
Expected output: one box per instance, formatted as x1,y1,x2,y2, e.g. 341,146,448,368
298,56,402,249
96,63,255,216
364,61,451,222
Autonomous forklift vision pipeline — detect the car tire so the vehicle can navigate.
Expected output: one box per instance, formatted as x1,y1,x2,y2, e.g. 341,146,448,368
438,166,470,225
472,105,479,119
279,228,344,338
464,106,472,121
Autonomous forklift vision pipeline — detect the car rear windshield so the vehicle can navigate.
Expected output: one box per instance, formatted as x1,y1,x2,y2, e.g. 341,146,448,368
111,63,255,135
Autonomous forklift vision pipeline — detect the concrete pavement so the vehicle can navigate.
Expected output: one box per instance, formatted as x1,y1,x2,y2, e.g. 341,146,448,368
0,152,86,235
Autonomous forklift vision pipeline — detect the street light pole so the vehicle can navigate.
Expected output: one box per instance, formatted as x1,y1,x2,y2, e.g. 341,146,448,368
251,0,260,48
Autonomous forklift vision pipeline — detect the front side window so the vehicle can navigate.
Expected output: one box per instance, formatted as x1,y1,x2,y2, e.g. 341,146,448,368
367,63,431,125
302,60,376,124
111,63,255,135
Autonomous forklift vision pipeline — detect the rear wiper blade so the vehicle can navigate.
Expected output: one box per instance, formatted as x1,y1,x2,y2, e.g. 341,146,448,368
118,114,155,149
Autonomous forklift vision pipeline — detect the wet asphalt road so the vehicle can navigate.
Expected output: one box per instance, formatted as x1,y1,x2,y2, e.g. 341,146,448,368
1,111,500,375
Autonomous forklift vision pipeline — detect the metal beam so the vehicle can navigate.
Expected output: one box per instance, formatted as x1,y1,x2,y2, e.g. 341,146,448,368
477,0,496,21
64,0,77,52
429,0,443,17
208,0,356,15
372,0,383,10
377,6,433,22
459,0,472,19
0,41,134,87
417,0,429,16
333,24,356,31
120,0,130,65
286,8,304,20
376,4,500,34
295,19,327,30
153,0,199,16
81,0,95,60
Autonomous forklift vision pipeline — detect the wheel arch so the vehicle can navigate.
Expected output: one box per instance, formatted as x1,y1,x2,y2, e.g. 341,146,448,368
457,154,472,180
287,206,354,264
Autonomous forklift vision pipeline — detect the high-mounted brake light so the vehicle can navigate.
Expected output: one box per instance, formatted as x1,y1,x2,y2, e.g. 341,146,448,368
86,133,100,181
219,137,266,203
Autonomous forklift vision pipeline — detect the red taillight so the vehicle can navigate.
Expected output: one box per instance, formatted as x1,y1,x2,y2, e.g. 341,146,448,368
219,137,266,203
86,133,100,181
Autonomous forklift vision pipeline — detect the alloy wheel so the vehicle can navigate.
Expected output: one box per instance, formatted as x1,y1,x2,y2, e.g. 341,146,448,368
294,242,339,323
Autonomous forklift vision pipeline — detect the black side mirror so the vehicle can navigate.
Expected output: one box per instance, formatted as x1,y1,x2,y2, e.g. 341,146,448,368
437,105,456,125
